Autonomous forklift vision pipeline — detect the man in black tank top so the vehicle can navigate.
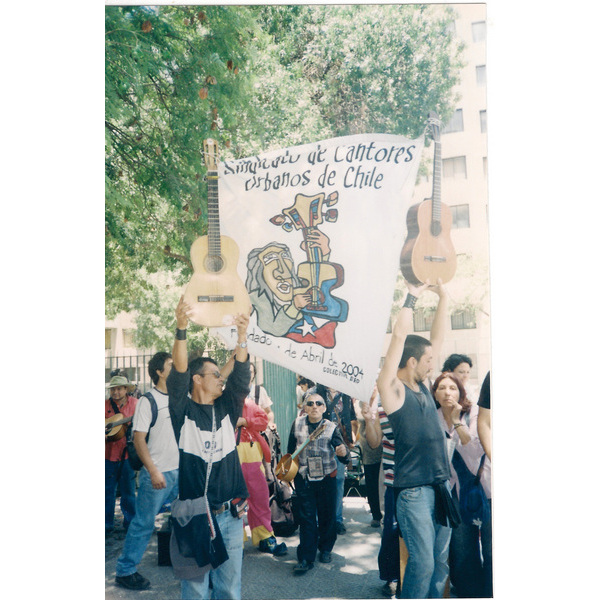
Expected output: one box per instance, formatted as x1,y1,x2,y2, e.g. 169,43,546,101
377,278,458,599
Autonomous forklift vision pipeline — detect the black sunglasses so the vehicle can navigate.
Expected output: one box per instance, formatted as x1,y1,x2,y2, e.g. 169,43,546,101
305,400,324,407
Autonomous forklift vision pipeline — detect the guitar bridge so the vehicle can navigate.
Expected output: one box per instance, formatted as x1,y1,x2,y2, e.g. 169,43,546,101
424,256,447,263
198,295,235,302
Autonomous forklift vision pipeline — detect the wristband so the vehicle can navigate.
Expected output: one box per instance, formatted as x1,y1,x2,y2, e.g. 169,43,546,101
453,422,464,429
403,293,418,309
175,328,187,340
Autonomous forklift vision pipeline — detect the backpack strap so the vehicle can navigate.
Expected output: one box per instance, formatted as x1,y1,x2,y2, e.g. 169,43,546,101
141,390,158,442
254,384,260,405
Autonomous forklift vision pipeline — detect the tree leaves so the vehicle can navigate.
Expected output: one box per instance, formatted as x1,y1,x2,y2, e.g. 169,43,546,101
105,4,464,342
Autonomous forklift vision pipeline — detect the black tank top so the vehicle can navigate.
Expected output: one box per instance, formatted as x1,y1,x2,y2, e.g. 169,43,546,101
387,382,450,489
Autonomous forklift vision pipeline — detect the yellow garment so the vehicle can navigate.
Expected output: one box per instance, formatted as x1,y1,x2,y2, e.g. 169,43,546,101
237,441,266,474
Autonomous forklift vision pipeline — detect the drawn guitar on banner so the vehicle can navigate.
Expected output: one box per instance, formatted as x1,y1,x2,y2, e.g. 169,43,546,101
245,191,348,349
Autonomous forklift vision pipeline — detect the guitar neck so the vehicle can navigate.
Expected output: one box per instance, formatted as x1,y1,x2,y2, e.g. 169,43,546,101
291,422,326,459
431,135,442,224
206,168,222,257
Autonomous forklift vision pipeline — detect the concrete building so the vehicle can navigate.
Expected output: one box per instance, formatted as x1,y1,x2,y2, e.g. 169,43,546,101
383,3,491,394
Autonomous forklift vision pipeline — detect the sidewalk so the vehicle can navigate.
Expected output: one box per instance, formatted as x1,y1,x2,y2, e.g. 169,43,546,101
105,495,388,600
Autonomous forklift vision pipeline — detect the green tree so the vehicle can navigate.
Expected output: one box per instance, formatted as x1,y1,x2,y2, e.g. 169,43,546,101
105,4,464,349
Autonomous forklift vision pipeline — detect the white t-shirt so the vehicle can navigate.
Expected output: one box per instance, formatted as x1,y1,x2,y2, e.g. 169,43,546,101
133,388,179,473
248,383,273,412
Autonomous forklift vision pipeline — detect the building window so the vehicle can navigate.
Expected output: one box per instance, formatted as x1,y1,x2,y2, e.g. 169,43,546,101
451,308,477,330
443,109,464,134
442,156,467,179
480,110,487,133
413,308,434,332
105,329,112,350
472,21,486,43
476,65,486,86
451,204,470,229
123,329,136,348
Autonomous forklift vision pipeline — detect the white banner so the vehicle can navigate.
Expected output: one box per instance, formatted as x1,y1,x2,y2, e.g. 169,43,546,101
215,133,423,402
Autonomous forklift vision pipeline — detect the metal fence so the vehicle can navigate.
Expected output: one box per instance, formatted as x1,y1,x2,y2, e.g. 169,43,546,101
105,353,155,396
105,353,300,436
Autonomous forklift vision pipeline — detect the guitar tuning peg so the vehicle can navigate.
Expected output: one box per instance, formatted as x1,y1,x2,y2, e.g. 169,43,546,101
324,209,338,223
325,191,338,206
269,214,286,226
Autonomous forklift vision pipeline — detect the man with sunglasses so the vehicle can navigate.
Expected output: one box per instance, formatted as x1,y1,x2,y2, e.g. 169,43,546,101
166,297,251,600
286,390,349,575
315,383,358,534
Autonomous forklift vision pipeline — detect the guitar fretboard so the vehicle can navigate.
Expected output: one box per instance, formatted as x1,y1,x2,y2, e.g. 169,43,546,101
206,170,221,257
432,129,442,227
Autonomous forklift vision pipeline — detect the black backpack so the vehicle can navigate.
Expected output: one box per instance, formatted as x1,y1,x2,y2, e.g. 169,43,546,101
126,391,158,471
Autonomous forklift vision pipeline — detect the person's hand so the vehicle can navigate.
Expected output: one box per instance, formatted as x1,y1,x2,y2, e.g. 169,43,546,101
360,401,376,422
335,444,347,457
449,401,462,424
236,417,248,428
406,279,430,299
176,296,191,330
293,292,311,309
150,470,167,490
233,313,249,338
302,229,331,256
427,277,447,298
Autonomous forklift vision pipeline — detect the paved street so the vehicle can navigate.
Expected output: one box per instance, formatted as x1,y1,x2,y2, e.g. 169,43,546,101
105,495,388,600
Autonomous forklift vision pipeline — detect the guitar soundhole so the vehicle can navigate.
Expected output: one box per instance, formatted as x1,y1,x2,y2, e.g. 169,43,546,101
205,255,224,273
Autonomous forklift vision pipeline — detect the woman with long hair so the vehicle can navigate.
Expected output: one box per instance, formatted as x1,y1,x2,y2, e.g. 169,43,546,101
432,372,491,598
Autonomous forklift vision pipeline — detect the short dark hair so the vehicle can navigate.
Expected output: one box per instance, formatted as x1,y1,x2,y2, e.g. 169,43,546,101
399,335,432,369
188,357,219,393
442,353,473,373
148,352,172,385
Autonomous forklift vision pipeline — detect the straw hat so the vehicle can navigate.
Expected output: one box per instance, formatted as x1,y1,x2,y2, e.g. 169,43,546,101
106,375,135,393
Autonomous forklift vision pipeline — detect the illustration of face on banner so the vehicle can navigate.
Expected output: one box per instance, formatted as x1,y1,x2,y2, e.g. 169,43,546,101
215,133,423,402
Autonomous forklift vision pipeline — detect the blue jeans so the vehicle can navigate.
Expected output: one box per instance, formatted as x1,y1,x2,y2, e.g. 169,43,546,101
396,485,451,599
116,468,179,577
180,510,244,600
105,458,136,531
335,456,346,523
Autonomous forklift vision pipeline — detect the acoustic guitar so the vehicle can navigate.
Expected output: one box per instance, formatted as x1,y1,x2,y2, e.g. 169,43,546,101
105,414,133,441
183,139,252,326
275,421,326,482
400,112,457,286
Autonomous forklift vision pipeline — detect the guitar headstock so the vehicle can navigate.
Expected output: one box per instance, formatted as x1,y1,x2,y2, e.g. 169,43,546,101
203,138,219,171
426,111,441,143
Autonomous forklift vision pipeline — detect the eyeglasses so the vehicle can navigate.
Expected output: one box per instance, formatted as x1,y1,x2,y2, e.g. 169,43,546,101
305,400,324,407
200,371,222,379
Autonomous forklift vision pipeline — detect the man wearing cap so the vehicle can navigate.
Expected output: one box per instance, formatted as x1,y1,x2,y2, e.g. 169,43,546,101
105,375,139,536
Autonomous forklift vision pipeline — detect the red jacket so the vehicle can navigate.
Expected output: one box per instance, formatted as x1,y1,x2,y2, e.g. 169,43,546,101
238,397,271,463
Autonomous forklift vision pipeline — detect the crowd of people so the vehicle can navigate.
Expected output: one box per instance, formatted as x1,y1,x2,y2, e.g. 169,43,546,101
105,281,493,599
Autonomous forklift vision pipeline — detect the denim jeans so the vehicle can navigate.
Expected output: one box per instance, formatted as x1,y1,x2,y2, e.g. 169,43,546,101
335,456,346,523
396,484,451,599
115,468,179,577
105,458,136,531
180,509,244,600
481,499,493,597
